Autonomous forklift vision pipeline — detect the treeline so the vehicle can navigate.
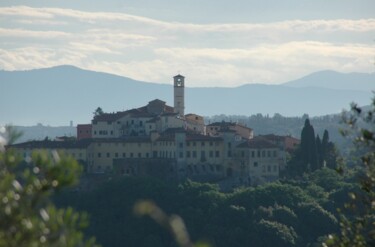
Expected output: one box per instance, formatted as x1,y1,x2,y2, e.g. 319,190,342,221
206,113,350,153
285,119,339,177
54,167,361,247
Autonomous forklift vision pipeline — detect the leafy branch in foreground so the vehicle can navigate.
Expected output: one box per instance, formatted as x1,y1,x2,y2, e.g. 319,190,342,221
0,127,99,247
134,200,210,247
325,96,375,247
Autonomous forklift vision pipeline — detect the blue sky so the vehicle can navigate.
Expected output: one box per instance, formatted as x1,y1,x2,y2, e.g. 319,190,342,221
0,0,374,87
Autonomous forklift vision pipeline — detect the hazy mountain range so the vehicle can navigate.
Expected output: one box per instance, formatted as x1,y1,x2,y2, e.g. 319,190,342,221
0,65,373,126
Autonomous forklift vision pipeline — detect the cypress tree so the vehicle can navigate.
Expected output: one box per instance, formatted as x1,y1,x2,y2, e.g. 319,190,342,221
300,119,318,172
316,135,323,169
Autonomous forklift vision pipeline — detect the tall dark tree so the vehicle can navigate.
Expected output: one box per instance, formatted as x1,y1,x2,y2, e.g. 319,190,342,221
316,134,323,169
300,119,318,171
319,129,338,169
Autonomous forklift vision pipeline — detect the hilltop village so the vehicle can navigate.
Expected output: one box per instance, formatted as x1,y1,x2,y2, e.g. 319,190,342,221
10,75,299,186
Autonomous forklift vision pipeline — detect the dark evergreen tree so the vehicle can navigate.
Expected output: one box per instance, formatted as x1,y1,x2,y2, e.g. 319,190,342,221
322,129,329,163
300,119,318,172
320,129,338,169
316,135,323,169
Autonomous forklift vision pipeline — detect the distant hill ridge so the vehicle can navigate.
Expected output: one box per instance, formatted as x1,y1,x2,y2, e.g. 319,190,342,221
283,70,375,91
0,65,373,126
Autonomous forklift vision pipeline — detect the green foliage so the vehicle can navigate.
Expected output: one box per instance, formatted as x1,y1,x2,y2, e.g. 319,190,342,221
52,177,344,247
93,107,104,118
255,219,298,247
301,119,319,171
308,167,346,192
0,129,98,247
287,120,339,177
325,96,375,246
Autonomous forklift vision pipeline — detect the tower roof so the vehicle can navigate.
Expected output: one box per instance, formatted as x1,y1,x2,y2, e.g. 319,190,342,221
173,74,184,78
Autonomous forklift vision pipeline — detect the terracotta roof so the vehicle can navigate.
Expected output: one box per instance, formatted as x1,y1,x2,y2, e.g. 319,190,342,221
146,117,160,123
93,112,125,122
257,134,300,142
237,139,277,149
207,121,236,127
92,137,151,143
8,139,92,149
149,99,166,104
186,134,222,142
207,121,252,130
92,100,175,122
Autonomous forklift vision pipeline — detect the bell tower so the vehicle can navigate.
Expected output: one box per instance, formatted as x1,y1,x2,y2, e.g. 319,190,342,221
173,74,185,116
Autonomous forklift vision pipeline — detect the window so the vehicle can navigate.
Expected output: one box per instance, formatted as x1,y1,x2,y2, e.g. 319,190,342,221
115,153,118,158
209,151,213,158
227,151,232,157
187,142,190,146
110,130,113,135
201,151,205,159
241,151,245,157
267,150,271,157
146,153,149,158
106,153,110,158
253,162,258,167
202,165,206,172
122,153,126,158
193,142,196,146
209,141,213,146
179,152,183,158
140,121,143,126
267,165,271,172
251,151,255,158
228,143,232,148
186,151,191,158
97,153,101,158
130,153,134,158
273,165,277,172
201,142,205,146
179,143,183,148
194,165,198,173
215,151,220,157
273,150,277,157
192,151,197,158
262,150,266,157
257,150,261,157
138,153,141,158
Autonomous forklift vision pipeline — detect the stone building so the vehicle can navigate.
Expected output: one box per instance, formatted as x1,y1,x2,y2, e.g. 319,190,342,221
8,74,292,185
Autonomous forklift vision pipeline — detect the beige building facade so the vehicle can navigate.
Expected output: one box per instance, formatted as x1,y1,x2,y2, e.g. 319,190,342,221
9,74,291,185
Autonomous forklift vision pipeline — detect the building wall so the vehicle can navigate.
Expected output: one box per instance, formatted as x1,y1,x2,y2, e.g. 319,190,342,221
232,125,253,140
77,124,92,140
185,114,205,134
92,121,116,138
88,140,152,173
242,147,280,185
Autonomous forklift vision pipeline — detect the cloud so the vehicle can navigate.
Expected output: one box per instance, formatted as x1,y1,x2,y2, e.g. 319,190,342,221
1,6,375,33
0,5,374,87
0,28,70,39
